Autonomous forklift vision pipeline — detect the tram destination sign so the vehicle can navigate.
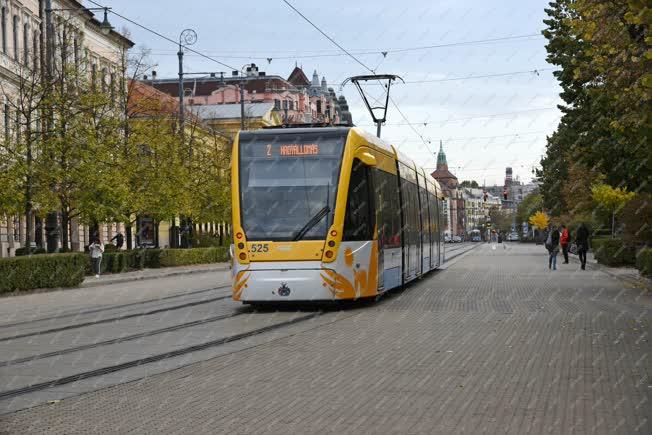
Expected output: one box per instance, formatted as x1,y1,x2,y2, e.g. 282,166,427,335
241,136,344,159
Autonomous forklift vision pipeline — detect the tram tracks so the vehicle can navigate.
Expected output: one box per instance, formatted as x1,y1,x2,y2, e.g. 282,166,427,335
0,308,250,367
0,285,230,330
0,311,321,401
0,246,479,405
0,293,231,343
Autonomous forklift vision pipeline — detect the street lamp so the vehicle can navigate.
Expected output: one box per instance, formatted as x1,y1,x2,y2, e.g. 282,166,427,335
177,29,197,135
239,64,254,131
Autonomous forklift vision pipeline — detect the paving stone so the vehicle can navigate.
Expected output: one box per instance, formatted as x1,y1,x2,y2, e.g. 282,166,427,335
0,244,649,434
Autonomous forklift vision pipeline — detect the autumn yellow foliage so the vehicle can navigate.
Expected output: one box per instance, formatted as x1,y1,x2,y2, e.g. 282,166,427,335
529,211,550,230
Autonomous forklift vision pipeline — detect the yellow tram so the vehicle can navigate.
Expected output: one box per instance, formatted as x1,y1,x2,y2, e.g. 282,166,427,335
231,126,444,302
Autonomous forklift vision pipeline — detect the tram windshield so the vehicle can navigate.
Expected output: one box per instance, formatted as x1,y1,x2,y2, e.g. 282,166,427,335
238,131,346,241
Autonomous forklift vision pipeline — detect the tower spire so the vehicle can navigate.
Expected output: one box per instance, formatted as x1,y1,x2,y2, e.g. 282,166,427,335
436,140,448,170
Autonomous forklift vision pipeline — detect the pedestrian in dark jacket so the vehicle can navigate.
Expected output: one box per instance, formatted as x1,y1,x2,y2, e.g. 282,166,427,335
110,232,124,250
575,223,589,270
545,225,560,270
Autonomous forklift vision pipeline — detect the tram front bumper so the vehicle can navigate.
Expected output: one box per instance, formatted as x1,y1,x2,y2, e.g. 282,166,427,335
237,267,337,302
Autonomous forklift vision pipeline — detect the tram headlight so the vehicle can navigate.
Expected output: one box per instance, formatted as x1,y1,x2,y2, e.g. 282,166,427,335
328,240,335,247
325,250,333,259
239,252,247,261
237,242,245,249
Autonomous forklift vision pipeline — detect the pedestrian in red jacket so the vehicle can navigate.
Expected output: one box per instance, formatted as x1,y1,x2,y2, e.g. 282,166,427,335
560,224,570,264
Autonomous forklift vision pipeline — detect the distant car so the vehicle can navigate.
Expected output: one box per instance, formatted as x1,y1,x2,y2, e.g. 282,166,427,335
471,235,482,242
507,232,520,241
452,235,462,243
444,235,452,243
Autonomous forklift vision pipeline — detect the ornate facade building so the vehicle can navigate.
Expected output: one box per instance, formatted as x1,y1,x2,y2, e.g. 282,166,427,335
150,63,352,130
0,0,133,257
430,142,466,237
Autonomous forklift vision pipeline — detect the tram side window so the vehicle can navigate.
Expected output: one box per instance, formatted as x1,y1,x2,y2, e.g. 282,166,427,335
372,168,401,248
343,159,374,241
429,193,439,244
400,177,419,247
419,185,430,246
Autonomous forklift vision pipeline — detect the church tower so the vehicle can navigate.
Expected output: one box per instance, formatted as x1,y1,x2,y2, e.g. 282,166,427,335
436,140,449,171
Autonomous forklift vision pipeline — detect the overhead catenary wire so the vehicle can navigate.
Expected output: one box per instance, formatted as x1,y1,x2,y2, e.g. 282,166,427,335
385,129,552,143
141,33,543,60
85,0,238,71
280,0,436,156
355,107,558,127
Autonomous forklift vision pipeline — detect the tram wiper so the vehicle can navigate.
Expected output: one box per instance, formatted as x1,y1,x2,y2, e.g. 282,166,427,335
292,206,330,241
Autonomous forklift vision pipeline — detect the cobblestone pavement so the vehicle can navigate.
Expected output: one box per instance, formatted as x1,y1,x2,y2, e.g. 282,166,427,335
1,243,650,434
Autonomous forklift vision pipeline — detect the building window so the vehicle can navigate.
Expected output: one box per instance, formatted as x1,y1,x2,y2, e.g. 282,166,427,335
12,15,18,61
289,100,294,110
273,99,280,110
73,36,79,68
101,67,108,92
32,31,39,71
110,72,116,100
91,63,97,89
3,102,9,142
23,22,28,65
1,7,6,54
316,100,322,114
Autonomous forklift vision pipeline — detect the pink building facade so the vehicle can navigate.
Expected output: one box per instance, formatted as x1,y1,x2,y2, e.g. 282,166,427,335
150,63,352,126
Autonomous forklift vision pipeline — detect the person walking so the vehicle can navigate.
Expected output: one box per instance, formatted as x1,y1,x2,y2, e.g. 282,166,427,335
545,225,560,270
560,224,570,264
89,238,104,278
575,222,590,270
110,232,124,250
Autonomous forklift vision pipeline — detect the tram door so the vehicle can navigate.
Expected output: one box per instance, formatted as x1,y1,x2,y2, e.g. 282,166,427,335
372,168,402,291
399,166,420,282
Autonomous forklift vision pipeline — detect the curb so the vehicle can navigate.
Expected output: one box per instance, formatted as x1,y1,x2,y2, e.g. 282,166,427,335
81,265,231,288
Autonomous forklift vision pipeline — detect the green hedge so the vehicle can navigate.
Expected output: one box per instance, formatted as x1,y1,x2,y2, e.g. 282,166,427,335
191,234,232,248
159,247,228,267
14,247,47,256
591,237,636,267
84,249,162,275
0,253,86,293
2,247,227,292
636,248,652,277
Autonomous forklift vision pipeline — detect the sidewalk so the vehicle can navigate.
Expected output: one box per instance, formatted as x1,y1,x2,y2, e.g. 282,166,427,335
567,249,650,287
82,263,231,288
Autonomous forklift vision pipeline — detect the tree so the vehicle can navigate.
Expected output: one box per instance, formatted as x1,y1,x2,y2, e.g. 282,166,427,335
591,183,636,237
570,0,652,192
539,0,652,220
529,211,550,230
488,206,512,233
0,45,48,250
460,180,479,188
516,192,543,226
38,48,124,249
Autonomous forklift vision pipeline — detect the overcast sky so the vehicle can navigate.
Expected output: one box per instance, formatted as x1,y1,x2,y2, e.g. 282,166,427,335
98,0,561,186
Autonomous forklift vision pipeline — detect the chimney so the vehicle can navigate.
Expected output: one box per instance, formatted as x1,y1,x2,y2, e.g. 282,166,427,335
245,63,259,77
143,74,148,80
232,70,239,76
151,70,157,81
